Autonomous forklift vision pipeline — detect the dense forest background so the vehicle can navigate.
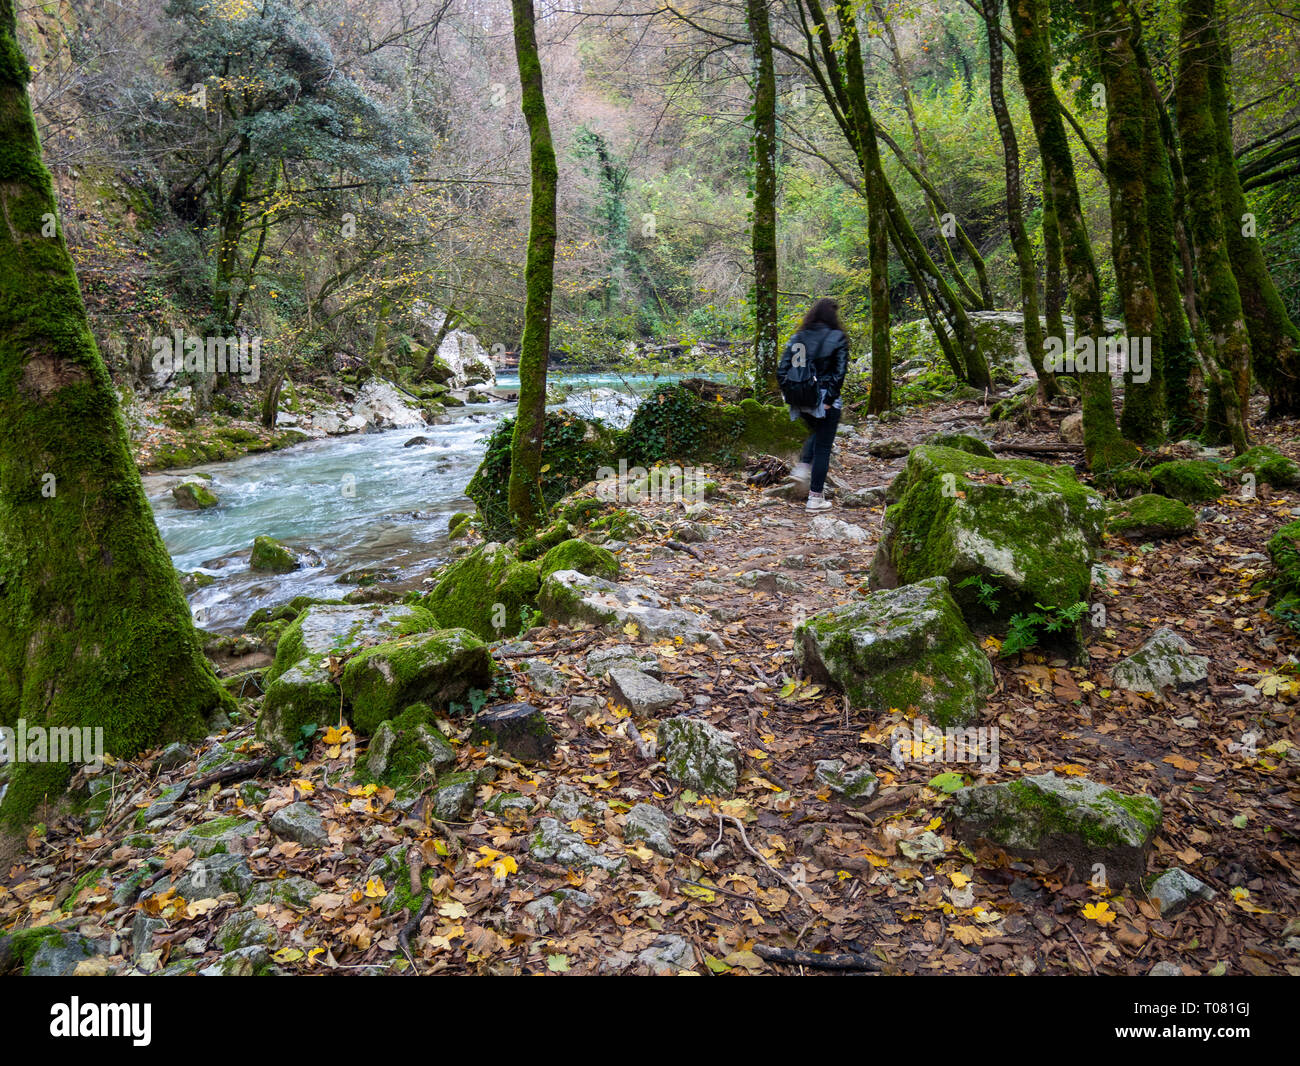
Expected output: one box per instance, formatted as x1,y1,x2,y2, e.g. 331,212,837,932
20,0,1297,397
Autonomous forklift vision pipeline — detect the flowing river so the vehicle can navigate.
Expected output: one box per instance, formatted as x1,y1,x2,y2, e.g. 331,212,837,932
144,372,691,633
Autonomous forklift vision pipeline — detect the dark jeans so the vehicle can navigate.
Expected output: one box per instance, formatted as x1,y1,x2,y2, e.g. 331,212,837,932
798,407,840,493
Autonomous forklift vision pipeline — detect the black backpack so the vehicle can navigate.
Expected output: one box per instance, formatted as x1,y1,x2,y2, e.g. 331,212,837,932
779,331,823,407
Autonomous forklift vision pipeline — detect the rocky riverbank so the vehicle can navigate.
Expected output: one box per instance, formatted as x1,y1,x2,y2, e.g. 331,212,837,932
4,391,1299,976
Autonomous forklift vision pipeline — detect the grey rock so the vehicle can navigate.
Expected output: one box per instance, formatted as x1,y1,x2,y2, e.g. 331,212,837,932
530,818,626,873
429,772,479,820
952,772,1162,888
636,934,695,973
141,782,188,825
523,888,596,931
245,876,323,909
199,945,271,977
472,702,555,763
1148,961,1183,976
1111,628,1209,694
736,570,803,594
796,577,993,728
1145,868,1216,917
268,801,329,848
539,570,723,649
518,658,566,696
173,853,255,900
841,486,887,508
173,817,261,858
156,742,193,771
657,717,741,795
813,759,878,806
366,721,397,777
808,516,870,543
868,439,910,459
215,908,279,952
567,696,599,720
624,803,674,856
547,785,607,822
25,931,103,976
607,667,683,716
585,645,662,678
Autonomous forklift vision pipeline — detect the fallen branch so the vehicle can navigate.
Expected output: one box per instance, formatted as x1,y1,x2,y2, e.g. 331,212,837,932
178,755,277,801
665,539,705,561
753,944,881,971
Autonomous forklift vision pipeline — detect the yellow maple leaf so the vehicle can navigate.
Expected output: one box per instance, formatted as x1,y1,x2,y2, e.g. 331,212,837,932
291,778,314,794
1082,901,1115,923
363,877,387,899
948,871,971,888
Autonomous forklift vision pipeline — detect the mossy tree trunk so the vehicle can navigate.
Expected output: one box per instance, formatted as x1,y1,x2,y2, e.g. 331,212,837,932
746,0,780,397
1203,11,1300,418
1041,166,1067,348
1092,0,1164,445
801,0,989,389
506,0,558,533
1007,0,1133,470
1174,0,1250,452
0,2,232,827
830,0,891,413
1131,20,1200,436
980,0,1059,400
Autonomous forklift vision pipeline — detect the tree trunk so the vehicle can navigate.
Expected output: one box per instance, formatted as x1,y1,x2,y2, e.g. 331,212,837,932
1203,9,1300,417
1041,167,1067,348
746,0,780,397
506,0,558,532
1131,20,1200,436
0,2,232,827
1174,0,1250,452
1007,0,1134,470
980,0,1058,400
1092,0,1164,445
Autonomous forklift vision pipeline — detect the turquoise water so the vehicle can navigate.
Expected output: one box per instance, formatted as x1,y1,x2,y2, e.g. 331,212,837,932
147,372,706,632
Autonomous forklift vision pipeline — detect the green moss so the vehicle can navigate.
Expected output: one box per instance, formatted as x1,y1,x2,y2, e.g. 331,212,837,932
467,412,617,538
341,628,493,734
63,867,110,911
1267,520,1300,594
517,519,573,561
1099,467,1152,497
1227,445,1300,489
1149,459,1223,504
1106,494,1197,540
538,538,619,581
924,432,996,458
250,535,297,573
620,384,804,468
173,481,218,509
421,543,541,639
874,446,1104,634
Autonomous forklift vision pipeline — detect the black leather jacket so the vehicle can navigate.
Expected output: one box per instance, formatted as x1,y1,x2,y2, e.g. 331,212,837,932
777,323,849,405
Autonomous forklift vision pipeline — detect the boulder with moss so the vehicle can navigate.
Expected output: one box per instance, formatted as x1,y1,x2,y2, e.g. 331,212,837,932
340,628,492,734
173,480,219,510
1227,444,1300,490
422,542,540,639
517,520,574,561
257,603,439,750
621,383,805,467
657,716,741,795
1110,627,1209,694
1267,520,1300,595
951,772,1161,887
922,431,996,458
538,569,722,648
1149,460,1222,504
869,446,1106,645
539,538,619,581
360,703,457,783
1106,494,1197,541
796,577,993,727
250,535,300,573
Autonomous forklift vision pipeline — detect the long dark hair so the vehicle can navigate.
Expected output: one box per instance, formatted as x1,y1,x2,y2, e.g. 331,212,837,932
800,297,845,336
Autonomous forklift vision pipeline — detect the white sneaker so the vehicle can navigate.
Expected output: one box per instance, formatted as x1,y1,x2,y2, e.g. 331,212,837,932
790,462,812,487
806,492,831,512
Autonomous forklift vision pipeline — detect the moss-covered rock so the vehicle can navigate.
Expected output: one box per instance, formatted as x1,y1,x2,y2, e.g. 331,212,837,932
422,542,541,639
1106,494,1197,541
517,520,574,561
359,703,457,784
1267,520,1300,594
538,569,722,647
796,577,994,727
1149,459,1222,504
341,628,493,734
173,480,219,510
657,716,741,795
951,772,1162,887
870,446,1106,643
539,538,619,581
1226,444,1300,489
250,535,299,573
922,432,996,458
621,384,804,468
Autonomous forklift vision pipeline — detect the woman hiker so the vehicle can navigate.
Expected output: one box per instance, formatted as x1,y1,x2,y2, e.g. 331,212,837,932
776,298,849,512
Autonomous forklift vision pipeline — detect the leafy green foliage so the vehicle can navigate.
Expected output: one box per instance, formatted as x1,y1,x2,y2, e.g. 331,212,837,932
1001,602,1089,658
958,574,1002,614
